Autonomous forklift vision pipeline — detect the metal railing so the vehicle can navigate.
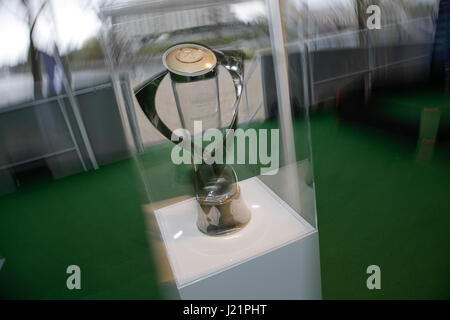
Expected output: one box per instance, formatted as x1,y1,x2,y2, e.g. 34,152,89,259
0,82,112,174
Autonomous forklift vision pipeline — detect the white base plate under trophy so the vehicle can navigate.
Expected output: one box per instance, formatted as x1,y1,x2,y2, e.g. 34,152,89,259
152,176,322,300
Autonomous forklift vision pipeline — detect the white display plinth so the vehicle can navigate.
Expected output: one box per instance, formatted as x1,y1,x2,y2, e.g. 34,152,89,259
154,177,321,299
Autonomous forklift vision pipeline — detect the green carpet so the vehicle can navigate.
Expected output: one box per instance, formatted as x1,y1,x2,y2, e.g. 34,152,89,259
0,160,161,299
0,88,449,299
312,88,450,299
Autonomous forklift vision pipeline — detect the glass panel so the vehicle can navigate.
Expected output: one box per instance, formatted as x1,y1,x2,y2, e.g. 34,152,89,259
101,0,318,291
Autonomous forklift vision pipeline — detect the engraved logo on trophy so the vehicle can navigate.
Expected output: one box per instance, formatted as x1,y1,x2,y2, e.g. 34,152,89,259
175,47,204,63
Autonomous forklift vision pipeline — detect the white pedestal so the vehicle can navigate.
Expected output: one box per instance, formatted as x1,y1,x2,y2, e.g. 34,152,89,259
154,177,322,299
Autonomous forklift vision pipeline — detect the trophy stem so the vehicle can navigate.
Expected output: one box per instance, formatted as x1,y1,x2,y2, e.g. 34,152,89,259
195,164,251,236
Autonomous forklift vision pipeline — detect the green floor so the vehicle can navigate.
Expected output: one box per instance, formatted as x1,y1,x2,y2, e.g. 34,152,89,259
312,113,450,299
0,160,161,299
1,88,449,299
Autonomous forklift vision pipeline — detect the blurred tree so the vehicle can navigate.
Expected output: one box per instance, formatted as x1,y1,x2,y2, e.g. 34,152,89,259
68,37,104,63
21,0,47,99
356,0,366,31
355,0,367,46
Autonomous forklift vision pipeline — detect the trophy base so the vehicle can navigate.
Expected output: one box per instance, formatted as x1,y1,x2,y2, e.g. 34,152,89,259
196,187,251,236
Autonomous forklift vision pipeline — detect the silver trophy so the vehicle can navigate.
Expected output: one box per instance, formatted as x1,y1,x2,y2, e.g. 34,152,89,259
135,43,251,236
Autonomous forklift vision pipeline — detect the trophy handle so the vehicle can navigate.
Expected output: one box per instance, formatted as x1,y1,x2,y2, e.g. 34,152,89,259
134,69,174,141
134,49,244,145
214,49,244,133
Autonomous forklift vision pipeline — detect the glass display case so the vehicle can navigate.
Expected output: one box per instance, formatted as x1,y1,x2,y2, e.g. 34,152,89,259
99,0,320,299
